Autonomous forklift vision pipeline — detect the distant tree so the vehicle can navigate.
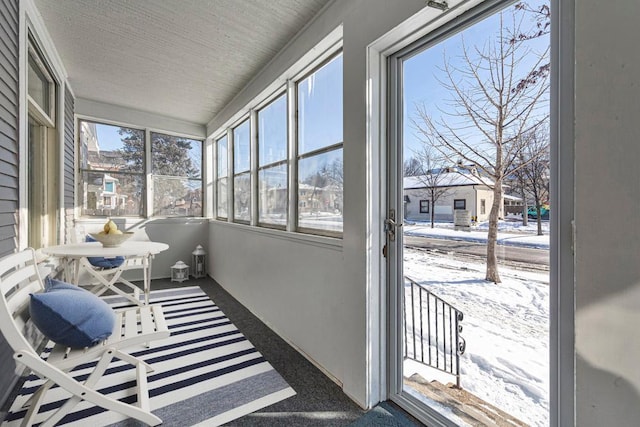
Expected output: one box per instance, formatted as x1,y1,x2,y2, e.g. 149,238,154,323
412,5,550,283
326,158,344,214
150,133,198,177
513,126,550,235
512,162,529,227
404,157,424,177
118,129,199,215
411,147,450,228
511,2,550,93
326,158,344,187
117,128,145,172
302,158,343,215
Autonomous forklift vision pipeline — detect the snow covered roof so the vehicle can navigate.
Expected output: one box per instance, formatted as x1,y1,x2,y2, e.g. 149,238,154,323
404,172,494,190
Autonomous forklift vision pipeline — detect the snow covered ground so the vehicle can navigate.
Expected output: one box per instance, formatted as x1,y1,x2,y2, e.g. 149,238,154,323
404,217,550,249
402,243,549,426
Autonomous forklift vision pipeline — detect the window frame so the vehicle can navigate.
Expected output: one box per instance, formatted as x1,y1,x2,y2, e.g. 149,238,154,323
294,51,344,238
26,34,59,249
26,39,56,127
77,118,204,219
210,43,344,240
150,131,204,218
215,134,229,220
232,117,251,224
257,91,289,230
77,119,147,217
419,200,429,213
453,199,466,210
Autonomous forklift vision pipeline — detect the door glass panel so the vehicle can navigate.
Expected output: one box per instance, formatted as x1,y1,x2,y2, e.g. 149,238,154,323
395,1,551,425
28,54,50,113
28,119,43,248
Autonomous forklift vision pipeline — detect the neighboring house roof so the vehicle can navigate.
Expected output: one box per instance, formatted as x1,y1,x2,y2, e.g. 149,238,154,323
404,172,495,190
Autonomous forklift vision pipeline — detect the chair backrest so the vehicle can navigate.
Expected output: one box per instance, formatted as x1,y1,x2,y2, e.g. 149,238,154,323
0,248,45,355
69,226,86,244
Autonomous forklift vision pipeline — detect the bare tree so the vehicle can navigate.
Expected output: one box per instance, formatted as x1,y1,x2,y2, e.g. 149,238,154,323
512,2,550,93
412,8,549,283
513,126,550,235
403,157,424,177
515,164,529,226
411,147,450,228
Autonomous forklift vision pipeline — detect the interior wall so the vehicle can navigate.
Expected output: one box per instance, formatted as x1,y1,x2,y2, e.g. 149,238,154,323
0,0,20,408
207,0,481,406
76,98,206,138
72,100,208,281
75,218,209,280
573,0,640,425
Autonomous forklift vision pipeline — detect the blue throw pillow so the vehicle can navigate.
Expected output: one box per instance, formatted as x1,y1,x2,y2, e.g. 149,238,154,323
85,235,125,268
44,276,84,292
30,279,116,348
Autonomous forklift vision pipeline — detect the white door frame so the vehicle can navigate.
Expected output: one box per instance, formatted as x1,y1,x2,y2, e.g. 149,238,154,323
365,0,575,425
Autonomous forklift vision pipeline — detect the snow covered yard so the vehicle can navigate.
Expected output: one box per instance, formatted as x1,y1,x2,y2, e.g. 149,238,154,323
403,248,549,427
404,218,550,249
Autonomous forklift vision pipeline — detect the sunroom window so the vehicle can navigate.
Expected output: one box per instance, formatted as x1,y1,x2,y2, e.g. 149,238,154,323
258,93,288,228
212,48,343,238
78,121,145,217
216,135,228,219
296,53,343,235
233,119,251,223
151,132,202,217
78,120,203,218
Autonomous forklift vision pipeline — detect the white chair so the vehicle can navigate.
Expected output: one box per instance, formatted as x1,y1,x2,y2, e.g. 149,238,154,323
70,227,151,305
0,248,170,426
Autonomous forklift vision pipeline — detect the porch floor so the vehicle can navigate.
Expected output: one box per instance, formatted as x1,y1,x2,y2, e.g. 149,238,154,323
1,276,423,426
176,276,367,426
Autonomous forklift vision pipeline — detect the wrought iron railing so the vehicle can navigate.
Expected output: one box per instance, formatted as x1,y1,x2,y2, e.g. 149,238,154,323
404,276,466,388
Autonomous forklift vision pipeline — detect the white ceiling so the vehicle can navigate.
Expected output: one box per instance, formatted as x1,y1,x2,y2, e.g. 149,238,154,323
33,0,332,125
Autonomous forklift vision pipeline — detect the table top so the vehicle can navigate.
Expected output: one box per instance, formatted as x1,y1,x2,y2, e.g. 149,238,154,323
42,241,169,258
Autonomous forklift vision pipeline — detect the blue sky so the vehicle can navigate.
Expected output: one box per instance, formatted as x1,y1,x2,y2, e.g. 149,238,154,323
95,123,125,152
94,122,202,173
402,0,549,162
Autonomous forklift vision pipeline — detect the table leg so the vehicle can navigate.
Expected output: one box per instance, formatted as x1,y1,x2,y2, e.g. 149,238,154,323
144,254,152,305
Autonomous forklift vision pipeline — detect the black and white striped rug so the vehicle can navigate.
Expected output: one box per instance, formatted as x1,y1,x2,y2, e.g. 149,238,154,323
3,286,296,426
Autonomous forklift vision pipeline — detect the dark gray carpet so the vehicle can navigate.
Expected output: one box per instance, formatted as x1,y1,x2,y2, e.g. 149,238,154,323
2,276,424,426
154,277,368,426
348,402,423,426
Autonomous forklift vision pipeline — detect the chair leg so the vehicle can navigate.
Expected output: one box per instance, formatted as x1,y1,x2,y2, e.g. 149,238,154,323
19,380,54,427
38,348,114,427
17,350,162,427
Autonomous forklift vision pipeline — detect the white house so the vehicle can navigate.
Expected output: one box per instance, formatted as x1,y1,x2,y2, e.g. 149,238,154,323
404,171,503,222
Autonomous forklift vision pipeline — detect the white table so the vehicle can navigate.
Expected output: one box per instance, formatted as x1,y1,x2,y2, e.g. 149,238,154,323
42,241,169,305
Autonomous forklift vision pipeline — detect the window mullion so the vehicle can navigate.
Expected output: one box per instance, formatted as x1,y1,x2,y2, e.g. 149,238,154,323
145,129,152,218
209,136,215,218
287,79,297,233
227,128,234,223
250,110,258,226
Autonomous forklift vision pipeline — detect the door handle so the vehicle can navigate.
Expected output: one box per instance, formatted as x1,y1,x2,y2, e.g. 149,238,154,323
384,217,403,241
